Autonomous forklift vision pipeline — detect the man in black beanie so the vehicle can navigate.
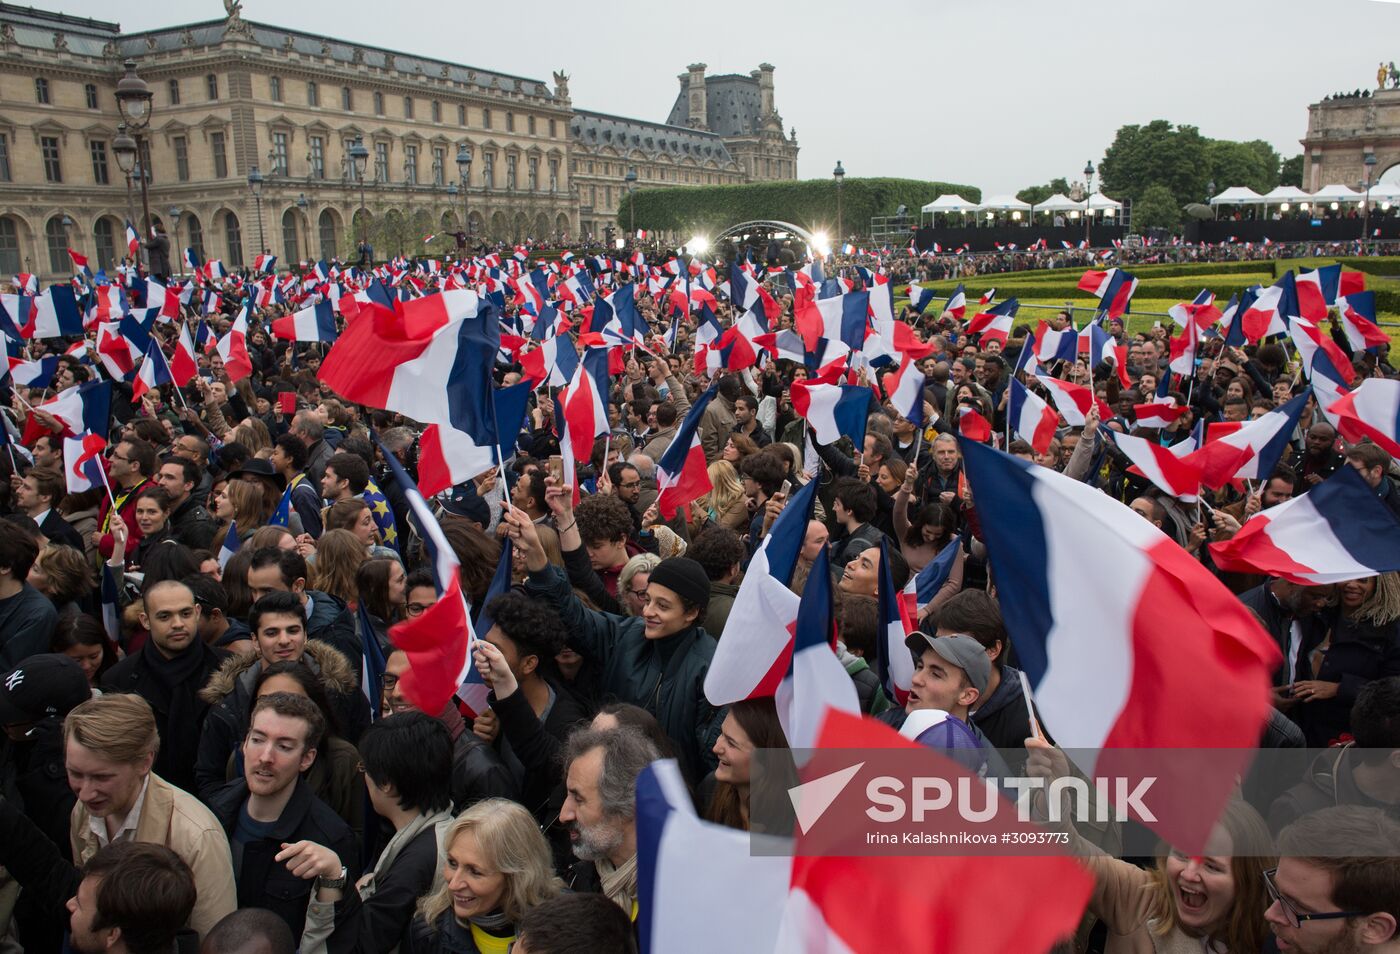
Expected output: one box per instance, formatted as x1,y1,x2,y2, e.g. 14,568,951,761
501,507,723,782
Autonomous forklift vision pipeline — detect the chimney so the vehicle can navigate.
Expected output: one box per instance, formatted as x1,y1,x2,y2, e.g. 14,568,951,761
758,62,775,117
686,63,708,130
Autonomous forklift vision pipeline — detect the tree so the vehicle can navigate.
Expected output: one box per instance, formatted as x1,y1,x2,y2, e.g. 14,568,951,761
1206,139,1280,195
1280,154,1304,188
1016,177,1071,206
1132,183,1181,231
1100,120,1212,209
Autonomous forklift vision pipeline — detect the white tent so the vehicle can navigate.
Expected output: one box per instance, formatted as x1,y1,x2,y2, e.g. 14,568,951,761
1087,192,1123,212
1031,192,1081,212
977,194,1032,212
921,194,979,214
1209,186,1266,206
1260,185,1311,203
1312,183,1364,201
1366,181,1400,201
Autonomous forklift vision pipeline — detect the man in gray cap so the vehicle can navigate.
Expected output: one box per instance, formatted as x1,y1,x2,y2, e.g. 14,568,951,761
901,633,989,727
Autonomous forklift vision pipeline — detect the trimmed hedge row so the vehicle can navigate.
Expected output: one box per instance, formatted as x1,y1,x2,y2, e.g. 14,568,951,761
1331,256,1400,276
615,177,981,235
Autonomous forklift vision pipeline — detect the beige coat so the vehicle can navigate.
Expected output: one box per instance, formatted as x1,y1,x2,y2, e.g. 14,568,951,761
1080,849,1226,954
71,771,237,938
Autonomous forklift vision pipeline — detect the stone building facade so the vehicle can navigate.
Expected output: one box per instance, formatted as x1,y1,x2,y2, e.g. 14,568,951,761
1301,88,1400,193
0,4,798,281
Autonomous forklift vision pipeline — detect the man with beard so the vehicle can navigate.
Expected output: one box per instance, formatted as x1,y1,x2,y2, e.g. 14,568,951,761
559,727,660,923
66,842,196,954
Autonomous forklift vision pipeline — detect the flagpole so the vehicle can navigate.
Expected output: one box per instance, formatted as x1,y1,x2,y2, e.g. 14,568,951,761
95,453,118,510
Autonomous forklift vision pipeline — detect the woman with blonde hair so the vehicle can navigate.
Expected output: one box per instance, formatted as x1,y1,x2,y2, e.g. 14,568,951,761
617,552,661,617
326,497,398,560
213,479,269,545
231,417,272,454
409,798,562,954
309,529,367,605
691,459,749,534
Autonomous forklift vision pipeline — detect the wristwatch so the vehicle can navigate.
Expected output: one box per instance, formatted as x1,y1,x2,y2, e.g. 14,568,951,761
315,866,349,891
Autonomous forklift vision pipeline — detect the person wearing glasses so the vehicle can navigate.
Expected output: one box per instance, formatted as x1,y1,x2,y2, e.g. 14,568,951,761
1268,805,1400,952
93,439,158,561
1026,739,1277,953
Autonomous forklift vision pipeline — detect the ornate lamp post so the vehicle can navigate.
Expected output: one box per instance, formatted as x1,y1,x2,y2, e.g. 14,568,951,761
348,136,370,247
624,166,638,243
112,124,139,252
456,144,473,245
113,61,154,260
247,166,266,255
1083,160,1095,247
833,160,845,242
1363,152,1379,249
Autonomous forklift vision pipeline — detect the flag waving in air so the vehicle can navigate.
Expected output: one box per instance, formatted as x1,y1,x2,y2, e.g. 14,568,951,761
656,382,718,519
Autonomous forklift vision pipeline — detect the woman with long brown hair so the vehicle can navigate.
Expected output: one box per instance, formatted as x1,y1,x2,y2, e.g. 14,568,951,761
703,697,787,832
309,529,367,605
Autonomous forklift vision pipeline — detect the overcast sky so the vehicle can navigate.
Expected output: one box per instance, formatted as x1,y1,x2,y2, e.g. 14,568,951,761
47,0,1400,195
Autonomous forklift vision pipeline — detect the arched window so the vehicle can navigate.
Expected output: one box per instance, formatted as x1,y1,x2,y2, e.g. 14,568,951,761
224,212,243,268
281,208,300,263
45,216,68,273
187,213,204,260
318,210,337,261
93,218,116,270
0,217,20,275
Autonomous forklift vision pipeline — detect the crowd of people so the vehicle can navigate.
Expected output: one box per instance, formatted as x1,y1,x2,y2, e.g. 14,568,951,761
0,239,1398,954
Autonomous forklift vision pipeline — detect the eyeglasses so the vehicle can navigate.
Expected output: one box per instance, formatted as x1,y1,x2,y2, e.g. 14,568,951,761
1263,868,1366,929
628,588,649,599
619,480,642,490
405,601,433,618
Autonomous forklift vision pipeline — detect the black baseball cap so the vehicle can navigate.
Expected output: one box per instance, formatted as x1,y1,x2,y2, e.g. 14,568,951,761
0,654,92,725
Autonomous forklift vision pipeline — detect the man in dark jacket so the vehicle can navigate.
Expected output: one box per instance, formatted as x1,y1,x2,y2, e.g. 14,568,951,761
1268,677,1400,833
0,521,58,669
1345,441,1400,522
144,222,172,280
12,467,84,551
101,579,227,794
245,547,357,666
1239,579,1336,693
270,434,324,539
291,412,334,493
155,456,218,550
828,477,886,570
207,693,358,939
507,507,723,783
1289,421,1345,492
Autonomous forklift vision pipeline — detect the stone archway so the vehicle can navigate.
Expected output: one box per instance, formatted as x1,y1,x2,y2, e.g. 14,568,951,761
1302,88,1400,190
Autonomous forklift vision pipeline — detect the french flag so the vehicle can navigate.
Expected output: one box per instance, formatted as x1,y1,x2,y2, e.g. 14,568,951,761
519,332,578,389
123,221,140,259
903,534,962,622
884,355,926,425
1327,377,1400,457
253,253,277,275
318,292,495,426
382,436,485,717
704,477,816,705
42,380,111,437
875,537,914,707
1310,350,1351,430
144,278,182,323
1107,429,1202,501
906,283,936,314
216,521,241,571
1211,465,1400,584
416,382,531,499
1236,273,1295,343
1133,400,1189,429
977,287,996,305
1008,378,1059,454
1034,373,1111,426
182,247,202,273
782,711,1096,953
964,298,1019,347
272,298,337,342
63,433,108,494
1167,290,1219,329
656,382,718,519
962,439,1280,851
1189,392,1309,488
130,338,174,401
1033,322,1079,365
1295,264,1341,323
799,289,870,352
1337,291,1389,352
215,309,253,382
773,546,859,752
561,345,610,468
7,355,59,389
1078,268,1138,318
170,321,199,386
957,406,992,442
1289,316,1355,386
940,283,966,321
24,285,84,339
790,380,871,446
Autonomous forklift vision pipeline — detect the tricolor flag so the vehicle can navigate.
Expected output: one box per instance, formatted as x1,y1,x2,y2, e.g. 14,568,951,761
124,221,140,258
962,439,1281,851
1210,464,1400,585
1235,272,1295,344
24,285,84,339
1327,377,1400,457
1132,400,1189,429
170,321,199,386
1077,268,1138,318
272,298,337,342
1034,373,1111,427
883,355,925,426
1295,264,1341,323
381,434,484,717
63,432,107,494
41,380,111,437
7,355,59,389
906,283,936,314
875,537,914,707
1337,291,1389,352
1188,393,1309,488
773,546,859,752
1107,429,1203,501
656,382,718,519
977,287,996,305
1008,378,1058,454
130,337,174,401
216,521,240,571
253,253,277,275
940,283,966,322
790,381,871,446
214,309,253,382
1310,349,1352,430
705,477,817,705
182,247,202,273
964,298,1019,347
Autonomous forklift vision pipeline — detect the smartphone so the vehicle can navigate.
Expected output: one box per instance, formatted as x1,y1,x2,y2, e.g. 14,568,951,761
779,479,792,497
547,455,564,485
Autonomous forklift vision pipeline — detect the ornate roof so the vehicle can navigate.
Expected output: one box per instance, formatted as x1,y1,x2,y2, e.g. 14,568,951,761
570,109,735,165
666,72,767,137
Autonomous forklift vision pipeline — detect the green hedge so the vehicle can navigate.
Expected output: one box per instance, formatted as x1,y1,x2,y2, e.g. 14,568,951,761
1329,256,1400,276
615,177,981,236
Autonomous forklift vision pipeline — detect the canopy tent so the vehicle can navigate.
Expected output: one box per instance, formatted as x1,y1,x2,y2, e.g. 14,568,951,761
921,194,979,214
1209,186,1266,206
976,194,1033,212
1087,192,1123,212
1260,185,1311,203
1030,192,1081,212
1312,183,1364,201
1366,181,1400,201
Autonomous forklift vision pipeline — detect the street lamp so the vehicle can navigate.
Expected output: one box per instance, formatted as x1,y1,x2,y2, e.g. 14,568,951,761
1083,160,1095,247
247,165,266,257
114,60,154,254
624,166,638,244
833,160,845,242
168,206,181,268
456,144,473,247
349,136,370,248
112,124,138,249
1363,152,1378,248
